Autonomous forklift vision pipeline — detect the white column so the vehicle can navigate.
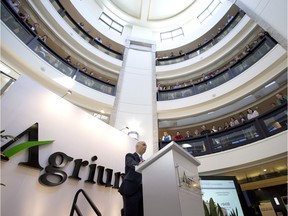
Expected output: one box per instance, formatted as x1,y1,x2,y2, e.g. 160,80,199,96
110,37,158,156
232,0,287,49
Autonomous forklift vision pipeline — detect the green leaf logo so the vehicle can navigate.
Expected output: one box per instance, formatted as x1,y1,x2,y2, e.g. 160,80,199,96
2,140,54,158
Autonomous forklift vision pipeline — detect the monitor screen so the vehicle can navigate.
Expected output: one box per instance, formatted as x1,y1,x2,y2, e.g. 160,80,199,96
200,176,248,216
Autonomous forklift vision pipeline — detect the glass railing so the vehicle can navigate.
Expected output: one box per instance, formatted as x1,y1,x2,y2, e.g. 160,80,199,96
159,104,287,157
1,1,116,96
49,0,123,60
157,34,277,101
156,11,245,66
237,169,287,184
1,1,34,44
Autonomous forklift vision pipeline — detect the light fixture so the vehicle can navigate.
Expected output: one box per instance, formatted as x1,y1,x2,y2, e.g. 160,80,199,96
265,81,276,88
182,143,192,148
62,90,72,98
274,197,280,205
128,131,139,140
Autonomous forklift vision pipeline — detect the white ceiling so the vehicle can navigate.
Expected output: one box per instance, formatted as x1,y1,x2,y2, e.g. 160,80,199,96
108,0,197,20
95,0,214,28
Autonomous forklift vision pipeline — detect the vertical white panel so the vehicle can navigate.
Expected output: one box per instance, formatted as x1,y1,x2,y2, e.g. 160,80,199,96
1,75,136,216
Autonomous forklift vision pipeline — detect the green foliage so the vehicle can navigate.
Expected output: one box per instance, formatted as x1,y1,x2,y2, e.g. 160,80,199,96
203,198,224,216
229,208,238,216
203,200,210,216
217,203,224,216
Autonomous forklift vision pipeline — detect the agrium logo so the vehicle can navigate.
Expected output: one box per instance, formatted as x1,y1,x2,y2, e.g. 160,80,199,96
1,123,124,188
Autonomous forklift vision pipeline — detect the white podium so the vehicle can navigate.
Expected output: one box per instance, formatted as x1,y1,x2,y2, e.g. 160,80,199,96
136,142,205,216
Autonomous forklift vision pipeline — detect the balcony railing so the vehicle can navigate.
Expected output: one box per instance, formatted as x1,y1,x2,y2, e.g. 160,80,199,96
156,10,245,66
1,0,116,96
159,104,287,157
157,34,277,101
49,0,123,60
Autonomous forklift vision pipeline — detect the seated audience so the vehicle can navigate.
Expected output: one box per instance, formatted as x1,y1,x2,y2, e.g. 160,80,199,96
247,108,259,120
174,131,184,140
162,132,171,141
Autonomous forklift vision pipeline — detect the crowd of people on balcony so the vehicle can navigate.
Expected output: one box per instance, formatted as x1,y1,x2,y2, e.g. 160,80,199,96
156,30,268,92
4,0,114,86
156,11,240,62
5,1,248,94
161,92,286,142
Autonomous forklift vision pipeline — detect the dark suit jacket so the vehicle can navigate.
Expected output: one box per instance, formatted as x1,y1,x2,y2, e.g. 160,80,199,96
118,152,142,196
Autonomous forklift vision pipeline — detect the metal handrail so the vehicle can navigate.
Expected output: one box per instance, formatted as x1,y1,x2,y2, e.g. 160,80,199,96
70,189,102,216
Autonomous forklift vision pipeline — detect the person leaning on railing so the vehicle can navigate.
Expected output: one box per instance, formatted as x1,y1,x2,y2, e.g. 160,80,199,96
162,132,172,141
275,92,287,105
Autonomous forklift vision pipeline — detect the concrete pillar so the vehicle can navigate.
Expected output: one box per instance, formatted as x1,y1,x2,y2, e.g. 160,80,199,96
109,37,158,156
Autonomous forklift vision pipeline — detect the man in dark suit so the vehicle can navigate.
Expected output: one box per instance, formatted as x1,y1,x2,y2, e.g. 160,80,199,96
119,141,147,216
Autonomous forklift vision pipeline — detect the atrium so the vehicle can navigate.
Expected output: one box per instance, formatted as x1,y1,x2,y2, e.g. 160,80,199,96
1,0,287,215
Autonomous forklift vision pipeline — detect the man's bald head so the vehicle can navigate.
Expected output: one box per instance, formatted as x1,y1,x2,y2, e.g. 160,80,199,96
136,141,147,155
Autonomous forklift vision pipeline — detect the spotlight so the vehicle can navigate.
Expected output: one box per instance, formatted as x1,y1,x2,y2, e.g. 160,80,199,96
62,90,72,98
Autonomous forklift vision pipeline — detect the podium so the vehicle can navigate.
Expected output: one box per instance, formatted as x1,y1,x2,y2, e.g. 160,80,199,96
136,142,205,216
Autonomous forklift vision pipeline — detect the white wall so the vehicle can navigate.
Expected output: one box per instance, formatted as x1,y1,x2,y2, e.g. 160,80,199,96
198,131,288,174
0,75,137,216
235,0,287,49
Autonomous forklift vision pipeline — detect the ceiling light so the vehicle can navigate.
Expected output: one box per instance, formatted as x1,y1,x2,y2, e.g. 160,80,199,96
244,95,252,99
62,90,72,98
265,81,276,88
128,131,139,140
